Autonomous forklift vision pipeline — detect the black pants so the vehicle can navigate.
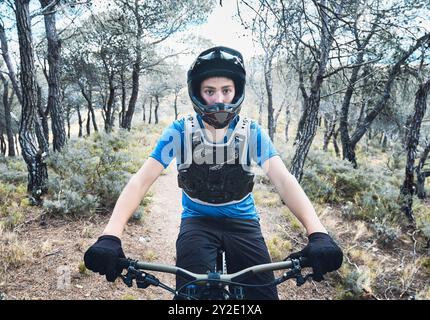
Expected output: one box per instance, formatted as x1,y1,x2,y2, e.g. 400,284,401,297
175,217,279,300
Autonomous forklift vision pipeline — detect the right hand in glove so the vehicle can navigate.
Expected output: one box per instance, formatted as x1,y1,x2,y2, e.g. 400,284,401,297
84,235,126,282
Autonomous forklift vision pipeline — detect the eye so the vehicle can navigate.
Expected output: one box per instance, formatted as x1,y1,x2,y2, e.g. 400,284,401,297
204,89,214,96
223,88,232,94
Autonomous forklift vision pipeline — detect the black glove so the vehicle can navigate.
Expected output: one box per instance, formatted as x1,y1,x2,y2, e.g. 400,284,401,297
84,235,126,282
287,232,343,282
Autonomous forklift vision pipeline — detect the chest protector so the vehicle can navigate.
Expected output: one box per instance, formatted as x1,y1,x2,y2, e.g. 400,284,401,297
177,114,255,205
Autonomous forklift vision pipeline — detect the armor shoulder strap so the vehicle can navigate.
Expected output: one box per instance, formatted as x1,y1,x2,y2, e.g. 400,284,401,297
180,114,199,168
233,116,252,170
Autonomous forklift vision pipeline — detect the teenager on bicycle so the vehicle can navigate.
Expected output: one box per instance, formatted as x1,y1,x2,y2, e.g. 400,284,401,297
84,46,343,299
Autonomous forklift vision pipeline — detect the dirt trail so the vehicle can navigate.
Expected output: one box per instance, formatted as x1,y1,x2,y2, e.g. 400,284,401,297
130,162,182,299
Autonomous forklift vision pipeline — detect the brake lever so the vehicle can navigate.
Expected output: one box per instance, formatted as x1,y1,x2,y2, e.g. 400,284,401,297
120,265,160,289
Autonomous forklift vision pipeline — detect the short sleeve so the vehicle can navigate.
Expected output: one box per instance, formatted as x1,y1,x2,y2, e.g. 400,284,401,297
248,121,279,167
149,119,184,168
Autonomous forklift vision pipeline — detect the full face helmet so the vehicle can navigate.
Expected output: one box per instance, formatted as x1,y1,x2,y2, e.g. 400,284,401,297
187,46,246,129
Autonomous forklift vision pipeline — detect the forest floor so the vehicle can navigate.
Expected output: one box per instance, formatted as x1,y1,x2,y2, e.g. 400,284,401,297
2,161,429,300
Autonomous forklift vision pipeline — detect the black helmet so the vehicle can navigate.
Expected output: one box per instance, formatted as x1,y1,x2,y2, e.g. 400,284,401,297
187,46,246,129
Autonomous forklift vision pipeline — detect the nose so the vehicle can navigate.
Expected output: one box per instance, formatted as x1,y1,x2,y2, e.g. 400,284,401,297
213,91,224,104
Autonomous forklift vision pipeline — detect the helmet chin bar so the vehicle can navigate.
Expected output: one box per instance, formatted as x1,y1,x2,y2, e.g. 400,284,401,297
195,102,239,129
202,110,237,129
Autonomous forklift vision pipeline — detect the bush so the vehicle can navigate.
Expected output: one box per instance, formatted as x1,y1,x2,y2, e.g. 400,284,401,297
297,149,403,223
414,201,430,244
43,130,149,216
0,157,27,184
301,150,370,203
336,265,375,300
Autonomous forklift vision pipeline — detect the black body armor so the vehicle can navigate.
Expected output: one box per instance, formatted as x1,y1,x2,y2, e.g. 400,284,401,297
177,115,255,205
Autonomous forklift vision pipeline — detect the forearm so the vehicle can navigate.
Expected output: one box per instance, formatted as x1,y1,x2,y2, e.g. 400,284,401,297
264,156,327,235
102,175,150,238
102,158,164,238
275,171,327,235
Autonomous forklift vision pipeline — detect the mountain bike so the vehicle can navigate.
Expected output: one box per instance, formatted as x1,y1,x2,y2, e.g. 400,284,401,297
118,252,314,300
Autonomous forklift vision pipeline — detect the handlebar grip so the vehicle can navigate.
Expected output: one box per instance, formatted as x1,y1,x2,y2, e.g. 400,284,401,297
118,258,131,270
298,256,310,268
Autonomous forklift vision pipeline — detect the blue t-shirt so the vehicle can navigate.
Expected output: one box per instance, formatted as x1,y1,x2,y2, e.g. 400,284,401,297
149,114,278,220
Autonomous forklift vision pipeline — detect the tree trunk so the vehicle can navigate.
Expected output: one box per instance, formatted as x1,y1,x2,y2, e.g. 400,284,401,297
347,33,430,167
40,0,66,152
381,132,387,152
416,143,430,199
173,92,178,120
333,127,340,157
66,106,71,139
154,95,159,124
285,107,291,144
149,97,153,124
120,71,127,127
339,50,365,168
81,86,98,134
104,73,115,133
0,73,16,156
264,57,275,141
323,116,336,152
0,129,5,155
86,108,91,136
400,77,430,221
0,22,23,104
15,0,48,204
291,1,340,181
290,92,321,181
77,105,83,138
121,13,142,131
36,84,49,147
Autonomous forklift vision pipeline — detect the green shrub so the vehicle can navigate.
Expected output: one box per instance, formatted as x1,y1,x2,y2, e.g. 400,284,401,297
43,130,149,216
296,149,403,223
414,201,430,244
0,157,27,184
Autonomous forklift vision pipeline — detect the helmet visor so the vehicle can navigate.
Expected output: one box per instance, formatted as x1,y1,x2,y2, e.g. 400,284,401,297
190,49,245,73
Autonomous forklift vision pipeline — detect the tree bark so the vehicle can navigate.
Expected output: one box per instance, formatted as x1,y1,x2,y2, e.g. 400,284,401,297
291,92,322,181
333,127,340,157
0,129,5,155
119,70,126,127
173,92,178,120
264,56,275,141
148,97,152,124
39,0,66,152
66,105,71,139
80,86,98,134
0,22,23,104
121,2,143,131
416,143,430,199
104,72,115,133
154,95,159,124
285,107,291,144
15,0,48,204
400,77,430,221
86,108,91,136
36,84,49,147
76,105,83,137
339,50,365,168
290,0,341,182
0,73,16,156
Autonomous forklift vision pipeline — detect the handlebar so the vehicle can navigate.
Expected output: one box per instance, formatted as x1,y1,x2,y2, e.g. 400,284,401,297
119,256,310,283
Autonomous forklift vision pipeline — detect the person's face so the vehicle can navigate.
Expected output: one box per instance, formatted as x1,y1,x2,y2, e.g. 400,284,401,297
200,77,235,105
